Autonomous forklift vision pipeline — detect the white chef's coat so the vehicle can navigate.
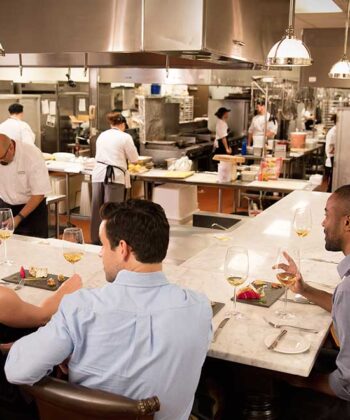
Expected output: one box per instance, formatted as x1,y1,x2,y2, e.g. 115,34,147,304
214,119,228,148
248,112,276,137
325,125,336,168
0,117,35,145
0,142,51,205
92,128,139,188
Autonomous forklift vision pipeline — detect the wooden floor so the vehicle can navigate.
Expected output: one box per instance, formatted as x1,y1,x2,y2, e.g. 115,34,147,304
58,181,328,245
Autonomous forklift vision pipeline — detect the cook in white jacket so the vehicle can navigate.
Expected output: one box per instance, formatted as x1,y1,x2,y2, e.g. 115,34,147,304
0,103,35,145
91,112,139,244
248,100,278,147
325,114,337,192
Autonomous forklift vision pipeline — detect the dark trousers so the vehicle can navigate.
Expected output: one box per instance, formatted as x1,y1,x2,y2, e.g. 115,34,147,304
0,199,48,238
325,157,334,193
0,325,38,420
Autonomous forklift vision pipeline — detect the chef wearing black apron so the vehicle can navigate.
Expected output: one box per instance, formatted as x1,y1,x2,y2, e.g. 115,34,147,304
0,134,51,238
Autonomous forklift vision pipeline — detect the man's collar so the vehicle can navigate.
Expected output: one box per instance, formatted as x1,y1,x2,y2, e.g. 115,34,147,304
113,269,168,287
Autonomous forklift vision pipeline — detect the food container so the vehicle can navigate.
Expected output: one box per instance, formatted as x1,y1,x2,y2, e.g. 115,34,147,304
290,132,306,149
166,158,177,169
218,162,232,183
241,170,258,182
253,147,262,157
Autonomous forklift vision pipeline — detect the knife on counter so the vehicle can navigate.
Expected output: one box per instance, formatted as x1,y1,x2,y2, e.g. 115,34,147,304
212,317,230,342
268,329,287,350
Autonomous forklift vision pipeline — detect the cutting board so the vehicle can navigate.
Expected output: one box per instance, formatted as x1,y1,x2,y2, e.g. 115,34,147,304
2,270,68,291
162,171,195,179
235,283,285,308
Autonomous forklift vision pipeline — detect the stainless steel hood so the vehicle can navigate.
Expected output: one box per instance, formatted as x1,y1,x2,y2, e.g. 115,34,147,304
0,0,289,69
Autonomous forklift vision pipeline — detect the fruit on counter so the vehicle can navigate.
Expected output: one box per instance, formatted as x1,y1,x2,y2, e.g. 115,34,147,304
20,266,26,279
237,287,261,300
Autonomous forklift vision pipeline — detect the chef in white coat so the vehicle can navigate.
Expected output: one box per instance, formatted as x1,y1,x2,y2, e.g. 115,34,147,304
325,114,337,192
91,112,139,244
0,134,51,238
248,100,278,147
0,103,35,145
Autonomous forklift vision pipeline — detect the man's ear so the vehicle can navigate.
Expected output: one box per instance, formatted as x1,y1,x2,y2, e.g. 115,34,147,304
119,240,131,261
344,215,350,232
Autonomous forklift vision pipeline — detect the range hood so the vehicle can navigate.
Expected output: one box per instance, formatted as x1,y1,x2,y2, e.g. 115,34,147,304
0,0,289,69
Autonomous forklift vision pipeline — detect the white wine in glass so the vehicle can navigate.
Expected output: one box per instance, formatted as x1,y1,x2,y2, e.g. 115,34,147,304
224,246,249,319
62,228,85,274
293,207,312,238
274,248,300,320
0,208,14,265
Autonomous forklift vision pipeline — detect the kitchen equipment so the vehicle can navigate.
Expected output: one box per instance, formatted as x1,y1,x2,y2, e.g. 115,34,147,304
290,132,306,148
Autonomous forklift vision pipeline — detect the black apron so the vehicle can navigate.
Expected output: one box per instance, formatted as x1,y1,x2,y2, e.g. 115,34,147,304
0,198,48,238
97,161,126,185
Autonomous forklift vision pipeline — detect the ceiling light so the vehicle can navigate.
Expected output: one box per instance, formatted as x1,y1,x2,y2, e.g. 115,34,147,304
266,0,312,67
329,0,350,79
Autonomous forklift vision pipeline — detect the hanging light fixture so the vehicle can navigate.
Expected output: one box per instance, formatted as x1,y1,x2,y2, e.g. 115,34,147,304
266,0,312,67
329,0,350,79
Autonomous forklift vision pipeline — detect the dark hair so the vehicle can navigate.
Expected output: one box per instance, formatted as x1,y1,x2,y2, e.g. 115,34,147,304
269,113,277,124
333,185,350,215
331,114,337,124
256,99,265,106
100,199,170,264
215,107,230,119
8,103,23,114
107,111,127,126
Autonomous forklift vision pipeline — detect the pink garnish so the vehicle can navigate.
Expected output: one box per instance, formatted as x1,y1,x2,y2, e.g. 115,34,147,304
20,266,26,279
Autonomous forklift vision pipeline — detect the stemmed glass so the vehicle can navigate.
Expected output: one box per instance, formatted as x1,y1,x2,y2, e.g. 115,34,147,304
293,207,312,239
274,248,300,320
0,208,14,265
224,246,249,319
62,228,85,274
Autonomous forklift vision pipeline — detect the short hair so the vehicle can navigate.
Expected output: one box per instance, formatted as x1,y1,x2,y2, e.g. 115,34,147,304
333,185,350,215
100,199,170,264
8,103,23,114
107,111,127,126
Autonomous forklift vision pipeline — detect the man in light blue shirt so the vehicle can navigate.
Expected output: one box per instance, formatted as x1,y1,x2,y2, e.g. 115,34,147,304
5,200,212,420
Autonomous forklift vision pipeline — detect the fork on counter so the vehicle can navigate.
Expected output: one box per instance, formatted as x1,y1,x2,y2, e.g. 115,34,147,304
263,317,319,334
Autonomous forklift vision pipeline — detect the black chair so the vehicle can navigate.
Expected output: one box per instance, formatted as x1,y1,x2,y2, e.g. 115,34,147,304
21,377,160,420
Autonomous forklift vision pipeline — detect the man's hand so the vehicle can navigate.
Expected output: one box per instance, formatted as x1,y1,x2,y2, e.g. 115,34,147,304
13,215,21,229
226,147,232,155
273,251,307,295
59,274,82,295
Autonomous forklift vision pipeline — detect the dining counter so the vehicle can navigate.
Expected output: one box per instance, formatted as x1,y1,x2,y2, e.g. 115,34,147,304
0,190,340,377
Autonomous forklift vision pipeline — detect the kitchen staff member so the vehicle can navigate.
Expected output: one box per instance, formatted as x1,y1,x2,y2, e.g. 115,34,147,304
0,103,35,145
213,107,231,155
248,100,278,147
325,114,337,193
0,134,51,238
91,111,139,245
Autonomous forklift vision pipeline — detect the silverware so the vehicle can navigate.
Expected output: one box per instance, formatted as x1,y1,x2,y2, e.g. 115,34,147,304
279,298,314,305
263,317,319,334
268,329,287,350
212,317,230,342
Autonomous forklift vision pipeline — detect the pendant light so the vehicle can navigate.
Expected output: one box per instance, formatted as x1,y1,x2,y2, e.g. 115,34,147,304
266,0,312,67
329,0,350,79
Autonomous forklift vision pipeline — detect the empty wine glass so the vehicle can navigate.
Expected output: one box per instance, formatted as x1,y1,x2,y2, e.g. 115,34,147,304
293,207,312,239
274,248,300,320
224,246,249,319
62,228,85,274
0,208,14,265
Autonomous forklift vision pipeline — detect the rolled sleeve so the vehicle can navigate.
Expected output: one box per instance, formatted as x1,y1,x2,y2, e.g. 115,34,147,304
5,298,74,385
328,289,350,400
28,149,52,196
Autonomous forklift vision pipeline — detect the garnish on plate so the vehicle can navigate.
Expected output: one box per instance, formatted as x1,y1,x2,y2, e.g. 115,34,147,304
237,286,261,300
19,266,26,279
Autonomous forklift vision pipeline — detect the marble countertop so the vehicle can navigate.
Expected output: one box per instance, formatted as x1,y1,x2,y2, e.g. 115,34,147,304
0,191,338,377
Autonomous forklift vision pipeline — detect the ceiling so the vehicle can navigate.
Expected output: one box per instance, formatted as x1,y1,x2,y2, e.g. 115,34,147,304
295,0,345,31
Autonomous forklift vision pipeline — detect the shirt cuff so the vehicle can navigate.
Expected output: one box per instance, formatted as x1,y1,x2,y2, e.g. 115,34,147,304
329,369,350,401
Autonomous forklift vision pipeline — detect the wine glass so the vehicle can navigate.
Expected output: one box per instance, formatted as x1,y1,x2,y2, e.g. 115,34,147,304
224,246,249,319
274,248,300,320
62,228,85,274
0,208,14,265
293,207,312,239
